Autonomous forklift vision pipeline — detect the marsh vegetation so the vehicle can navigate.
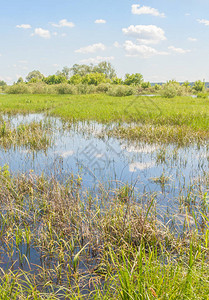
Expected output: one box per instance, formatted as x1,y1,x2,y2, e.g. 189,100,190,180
0,94,208,299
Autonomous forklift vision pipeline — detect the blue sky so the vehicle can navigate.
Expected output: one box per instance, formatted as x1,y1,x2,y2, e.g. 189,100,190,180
1,0,209,83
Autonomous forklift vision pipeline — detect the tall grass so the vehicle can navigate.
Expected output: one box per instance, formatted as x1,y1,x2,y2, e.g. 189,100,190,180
0,166,208,298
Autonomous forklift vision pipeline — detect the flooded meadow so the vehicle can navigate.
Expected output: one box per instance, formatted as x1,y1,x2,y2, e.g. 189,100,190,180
0,112,208,298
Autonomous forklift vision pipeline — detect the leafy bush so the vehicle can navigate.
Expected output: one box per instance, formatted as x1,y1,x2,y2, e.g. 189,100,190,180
197,92,208,98
96,83,111,93
76,84,97,94
124,73,143,85
193,80,205,92
55,84,77,94
6,84,31,94
81,72,108,85
160,81,189,98
28,83,56,94
108,85,136,96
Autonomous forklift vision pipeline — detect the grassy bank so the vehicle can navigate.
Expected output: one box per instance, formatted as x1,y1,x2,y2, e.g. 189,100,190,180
0,94,209,130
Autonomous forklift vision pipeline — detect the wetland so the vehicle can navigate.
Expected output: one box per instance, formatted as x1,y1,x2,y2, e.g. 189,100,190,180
0,94,208,299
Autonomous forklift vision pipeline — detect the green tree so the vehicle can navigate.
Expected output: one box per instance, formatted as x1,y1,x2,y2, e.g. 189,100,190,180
124,73,143,85
141,82,151,89
56,66,71,79
93,61,116,79
69,74,82,85
111,77,123,85
70,64,93,76
44,75,67,85
82,73,108,85
0,80,7,86
182,80,190,88
17,77,24,84
193,80,205,92
26,70,44,82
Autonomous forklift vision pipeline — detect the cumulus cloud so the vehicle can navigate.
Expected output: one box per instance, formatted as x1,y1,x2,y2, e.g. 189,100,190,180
16,24,31,29
132,4,165,17
168,46,191,54
124,40,168,57
31,28,51,39
197,19,209,26
80,56,114,64
113,41,121,48
122,25,166,44
52,19,75,28
188,37,197,42
95,19,106,24
75,43,106,54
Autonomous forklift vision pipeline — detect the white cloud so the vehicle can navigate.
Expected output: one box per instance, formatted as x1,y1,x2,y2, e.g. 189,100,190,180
16,24,31,29
124,40,168,58
122,25,166,44
52,19,75,28
75,43,106,54
188,37,197,42
185,13,191,16
95,19,106,24
80,56,114,64
32,28,51,39
113,41,121,48
52,32,58,36
132,4,165,17
197,19,209,26
168,46,191,54
61,33,67,37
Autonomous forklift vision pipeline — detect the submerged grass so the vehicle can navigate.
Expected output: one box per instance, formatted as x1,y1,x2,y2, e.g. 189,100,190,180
0,94,209,145
0,120,53,151
105,124,209,146
0,166,208,298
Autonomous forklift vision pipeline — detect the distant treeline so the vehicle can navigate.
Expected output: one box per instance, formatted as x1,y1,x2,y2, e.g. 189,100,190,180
0,61,207,97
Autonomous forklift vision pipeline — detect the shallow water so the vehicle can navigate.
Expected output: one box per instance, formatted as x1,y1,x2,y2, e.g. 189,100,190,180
1,113,209,213
0,113,209,283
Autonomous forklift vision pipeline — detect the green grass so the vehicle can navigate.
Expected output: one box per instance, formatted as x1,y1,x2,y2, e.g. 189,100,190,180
0,120,53,150
0,94,209,298
0,167,208,299
0,94,209,130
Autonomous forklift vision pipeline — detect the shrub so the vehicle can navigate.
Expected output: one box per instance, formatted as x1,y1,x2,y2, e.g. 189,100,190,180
55,84,77,94
108,85,137,97
160,81,190,98
28,82,55,94
6,84,31,94
197,92,208,98
193,80,205,93
96,83,111,93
